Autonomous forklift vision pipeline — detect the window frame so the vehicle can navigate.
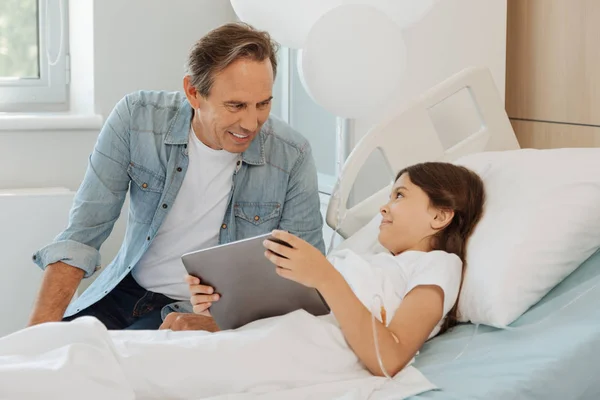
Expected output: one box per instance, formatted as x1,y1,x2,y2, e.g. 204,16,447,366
274,47,351,196
0,0,69,112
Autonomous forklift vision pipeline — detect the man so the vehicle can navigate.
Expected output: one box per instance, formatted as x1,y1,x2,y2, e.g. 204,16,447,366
29,22,325,331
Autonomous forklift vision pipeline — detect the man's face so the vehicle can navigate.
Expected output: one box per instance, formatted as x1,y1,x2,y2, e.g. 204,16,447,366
184,58,274,153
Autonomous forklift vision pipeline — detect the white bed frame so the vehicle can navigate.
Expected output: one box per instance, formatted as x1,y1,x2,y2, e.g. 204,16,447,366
326,67,521,239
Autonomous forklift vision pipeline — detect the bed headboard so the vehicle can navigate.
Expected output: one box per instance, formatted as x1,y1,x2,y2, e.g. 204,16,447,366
326,67,521,239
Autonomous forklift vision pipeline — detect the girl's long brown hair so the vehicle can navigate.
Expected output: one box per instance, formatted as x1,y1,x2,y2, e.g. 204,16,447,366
396,162,485,333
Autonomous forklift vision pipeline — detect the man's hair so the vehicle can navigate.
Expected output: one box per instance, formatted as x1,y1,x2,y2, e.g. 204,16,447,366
185,22,279,97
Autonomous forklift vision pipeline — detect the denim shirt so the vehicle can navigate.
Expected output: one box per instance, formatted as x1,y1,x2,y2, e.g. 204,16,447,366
33,91,325,318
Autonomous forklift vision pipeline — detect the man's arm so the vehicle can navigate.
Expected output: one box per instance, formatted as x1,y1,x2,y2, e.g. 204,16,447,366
277,142,326,254
29,96,133,325
28,262,85,325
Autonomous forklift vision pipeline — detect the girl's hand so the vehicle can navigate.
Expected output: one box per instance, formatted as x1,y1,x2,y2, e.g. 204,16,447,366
263,230,338,290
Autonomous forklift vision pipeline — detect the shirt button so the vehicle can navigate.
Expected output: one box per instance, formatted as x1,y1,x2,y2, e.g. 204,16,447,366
142,183,148,189
177,167,182,172
254,215,260,221
184,144,187,149
32,254,37,261
236,160,241,166
147,236,151,241
221,223,227,229
162,204,168,209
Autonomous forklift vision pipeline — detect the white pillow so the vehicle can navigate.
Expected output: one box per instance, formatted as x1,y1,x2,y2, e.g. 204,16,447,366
455,148,600,327
331,148,600,328
333,213,386,255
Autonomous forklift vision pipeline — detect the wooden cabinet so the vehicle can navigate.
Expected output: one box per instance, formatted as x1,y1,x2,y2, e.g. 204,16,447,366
511,120,600,148
506,0,600,148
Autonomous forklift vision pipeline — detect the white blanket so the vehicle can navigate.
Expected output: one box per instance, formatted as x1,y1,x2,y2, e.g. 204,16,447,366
0,311,435,399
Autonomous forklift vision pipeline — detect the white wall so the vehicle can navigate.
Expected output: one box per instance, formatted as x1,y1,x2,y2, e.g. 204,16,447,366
92,0,236,118
0,190,75,336
348,0,508,203
0,0,236,191
0,0,237,290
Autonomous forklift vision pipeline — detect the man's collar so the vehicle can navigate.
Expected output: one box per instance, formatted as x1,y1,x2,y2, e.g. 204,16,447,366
242,127,266,165
163,98,192,145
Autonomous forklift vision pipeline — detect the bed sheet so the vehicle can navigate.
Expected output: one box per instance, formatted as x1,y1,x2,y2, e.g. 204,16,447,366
407,250,600,399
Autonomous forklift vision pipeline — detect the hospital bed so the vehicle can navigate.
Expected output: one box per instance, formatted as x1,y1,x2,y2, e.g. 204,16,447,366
2,67,599,400
326,66,600,399
411,249,600,399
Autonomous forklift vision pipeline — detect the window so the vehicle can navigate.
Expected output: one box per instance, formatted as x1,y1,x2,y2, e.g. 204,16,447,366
0,0,68,112
272,47,348,195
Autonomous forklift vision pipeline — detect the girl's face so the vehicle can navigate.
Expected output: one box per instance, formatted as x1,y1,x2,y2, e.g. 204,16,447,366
378,173,453,255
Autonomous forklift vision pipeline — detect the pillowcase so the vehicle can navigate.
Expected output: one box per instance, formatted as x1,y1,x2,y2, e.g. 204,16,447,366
333,212,387,255
455,148,600,327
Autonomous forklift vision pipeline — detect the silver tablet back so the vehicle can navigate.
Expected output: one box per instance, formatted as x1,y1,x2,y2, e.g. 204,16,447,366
181,233,330,330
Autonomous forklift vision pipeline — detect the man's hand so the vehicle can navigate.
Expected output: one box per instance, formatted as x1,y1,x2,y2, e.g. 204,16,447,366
185,274,220,316
159,312,220,332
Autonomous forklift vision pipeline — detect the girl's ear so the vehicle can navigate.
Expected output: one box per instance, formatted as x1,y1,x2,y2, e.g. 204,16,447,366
431,208,454,231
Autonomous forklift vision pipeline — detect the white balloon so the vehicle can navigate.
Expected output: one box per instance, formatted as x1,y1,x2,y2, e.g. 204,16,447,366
230,0,343,49
299,4,407,119
342,0,436,29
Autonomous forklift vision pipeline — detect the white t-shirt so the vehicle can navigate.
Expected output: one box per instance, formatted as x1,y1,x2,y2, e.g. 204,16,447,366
328,249,462,339
132,126,239,300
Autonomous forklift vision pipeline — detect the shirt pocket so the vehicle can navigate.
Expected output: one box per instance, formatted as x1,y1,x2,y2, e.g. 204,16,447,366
127,163,166,223
234,202,282,237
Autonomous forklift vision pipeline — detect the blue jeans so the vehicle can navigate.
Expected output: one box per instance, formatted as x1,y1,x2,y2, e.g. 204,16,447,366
63,273,174,330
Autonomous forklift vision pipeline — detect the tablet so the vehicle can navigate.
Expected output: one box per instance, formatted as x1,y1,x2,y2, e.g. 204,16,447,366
181,233,330,330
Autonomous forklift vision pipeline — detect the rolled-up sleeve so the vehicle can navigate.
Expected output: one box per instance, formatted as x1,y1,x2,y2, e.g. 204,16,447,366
33,240,101,278
32,95,133,278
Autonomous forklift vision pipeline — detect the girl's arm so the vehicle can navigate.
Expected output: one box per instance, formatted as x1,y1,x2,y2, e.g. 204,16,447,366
263,230,445,377
319,270,443,376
